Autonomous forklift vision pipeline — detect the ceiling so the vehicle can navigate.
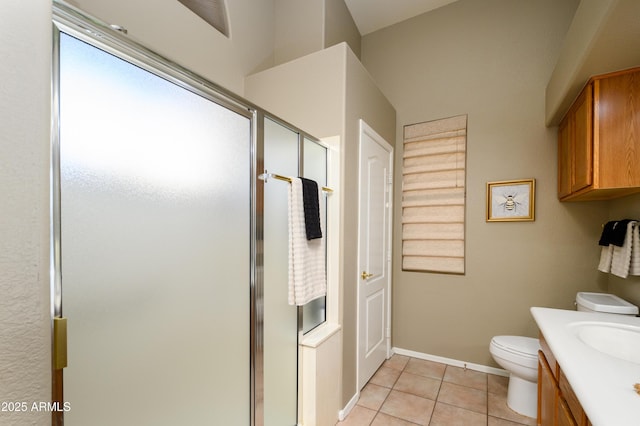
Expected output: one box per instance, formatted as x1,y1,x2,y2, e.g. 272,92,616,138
344,0,459,35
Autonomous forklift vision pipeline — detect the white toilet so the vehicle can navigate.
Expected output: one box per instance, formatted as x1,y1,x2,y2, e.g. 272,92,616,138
489,335,540,418
490,292,638,419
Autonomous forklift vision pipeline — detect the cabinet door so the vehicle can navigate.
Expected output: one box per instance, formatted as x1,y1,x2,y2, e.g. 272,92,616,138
538,352,557,426
572,85,593,193
557,397,578,426
597,71,640,188
558,117,572,199
559,369,589,425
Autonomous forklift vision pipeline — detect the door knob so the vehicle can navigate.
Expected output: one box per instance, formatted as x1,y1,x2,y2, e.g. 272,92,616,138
361,271,373,280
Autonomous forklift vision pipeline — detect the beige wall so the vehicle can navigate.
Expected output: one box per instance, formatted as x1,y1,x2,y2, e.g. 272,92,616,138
274,0,324,65
546,0,640,125
324,0,361,58
70,0,361,94
246,45,346,138
545,0,617,125
0,1,52,425
69,0,277,94
361,0,613,367
274,0,361,66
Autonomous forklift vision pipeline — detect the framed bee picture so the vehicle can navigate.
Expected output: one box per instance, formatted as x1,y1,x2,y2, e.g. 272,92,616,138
486,179,535,222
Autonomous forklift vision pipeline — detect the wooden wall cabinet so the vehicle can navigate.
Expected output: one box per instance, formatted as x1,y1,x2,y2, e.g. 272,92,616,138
537,334,591,426
558,67,640,201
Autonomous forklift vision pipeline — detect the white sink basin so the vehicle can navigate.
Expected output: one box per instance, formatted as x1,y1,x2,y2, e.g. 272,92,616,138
570,321,640,364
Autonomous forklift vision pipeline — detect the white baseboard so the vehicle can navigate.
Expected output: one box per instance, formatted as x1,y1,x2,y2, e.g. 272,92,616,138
337,391,359,421
392,347,509,377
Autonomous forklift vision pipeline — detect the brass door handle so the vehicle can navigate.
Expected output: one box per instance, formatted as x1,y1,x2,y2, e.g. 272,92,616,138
53,317,68,370
361,271,373,280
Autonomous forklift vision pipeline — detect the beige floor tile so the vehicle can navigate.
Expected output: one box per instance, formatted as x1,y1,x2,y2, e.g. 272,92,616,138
393,371,441,400
336,405,377,425
437,382,487,414
488,374,509,396
358,383,392,411
443,365,488,391
370,366,403,388
488,415,529,425
379,390,435,425
384,354,410,371
487,393,536,426
429,402,488,426
403,358,447,380
340,356,539,426
371,412,419,425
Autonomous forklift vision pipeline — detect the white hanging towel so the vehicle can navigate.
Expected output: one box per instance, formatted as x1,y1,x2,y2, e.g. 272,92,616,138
631,223,640,275
288,177,326,306
598,245,613,273
610,220,637,278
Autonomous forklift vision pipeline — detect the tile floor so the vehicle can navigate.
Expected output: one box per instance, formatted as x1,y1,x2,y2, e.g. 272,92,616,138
337,354,536,426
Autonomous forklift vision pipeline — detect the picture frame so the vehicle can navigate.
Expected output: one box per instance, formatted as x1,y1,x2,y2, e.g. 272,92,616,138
486,179,535,222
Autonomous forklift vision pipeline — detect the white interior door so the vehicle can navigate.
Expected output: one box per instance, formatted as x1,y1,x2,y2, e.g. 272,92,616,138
357,120,393,389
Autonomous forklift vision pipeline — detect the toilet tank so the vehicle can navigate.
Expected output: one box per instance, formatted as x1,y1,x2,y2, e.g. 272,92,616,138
576,292,639,316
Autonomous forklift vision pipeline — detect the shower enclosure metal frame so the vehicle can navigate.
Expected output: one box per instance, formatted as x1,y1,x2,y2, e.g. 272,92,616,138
50,2,326,424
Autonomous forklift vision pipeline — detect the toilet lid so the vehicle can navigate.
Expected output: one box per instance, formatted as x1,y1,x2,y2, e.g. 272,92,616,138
576,292,639,315
491,336,540,359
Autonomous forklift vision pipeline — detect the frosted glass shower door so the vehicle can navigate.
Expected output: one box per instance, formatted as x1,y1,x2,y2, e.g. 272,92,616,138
59,33,251,425
263,118,299,425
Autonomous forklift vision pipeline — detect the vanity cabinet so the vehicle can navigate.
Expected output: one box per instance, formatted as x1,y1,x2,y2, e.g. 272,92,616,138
558,67,640,201
537,334,591,426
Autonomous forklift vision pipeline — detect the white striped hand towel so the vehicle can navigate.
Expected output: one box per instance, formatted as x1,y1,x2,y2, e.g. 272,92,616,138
288,177,326,306
631,222,640,275
598,245,613,273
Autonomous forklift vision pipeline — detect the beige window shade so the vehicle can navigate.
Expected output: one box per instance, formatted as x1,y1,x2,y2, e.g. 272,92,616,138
402,115,467,274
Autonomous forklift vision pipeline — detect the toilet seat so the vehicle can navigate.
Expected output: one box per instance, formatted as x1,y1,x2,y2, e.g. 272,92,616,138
490,336,539,362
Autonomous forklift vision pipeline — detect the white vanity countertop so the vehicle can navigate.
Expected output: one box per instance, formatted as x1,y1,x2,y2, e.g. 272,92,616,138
530,307,640,426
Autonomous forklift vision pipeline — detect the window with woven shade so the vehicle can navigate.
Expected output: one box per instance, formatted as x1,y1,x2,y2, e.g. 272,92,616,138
402,115,467,274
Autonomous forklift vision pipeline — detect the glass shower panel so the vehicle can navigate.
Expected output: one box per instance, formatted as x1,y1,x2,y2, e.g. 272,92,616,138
302,138,328,333
263,118,299,425
59,33,250,425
